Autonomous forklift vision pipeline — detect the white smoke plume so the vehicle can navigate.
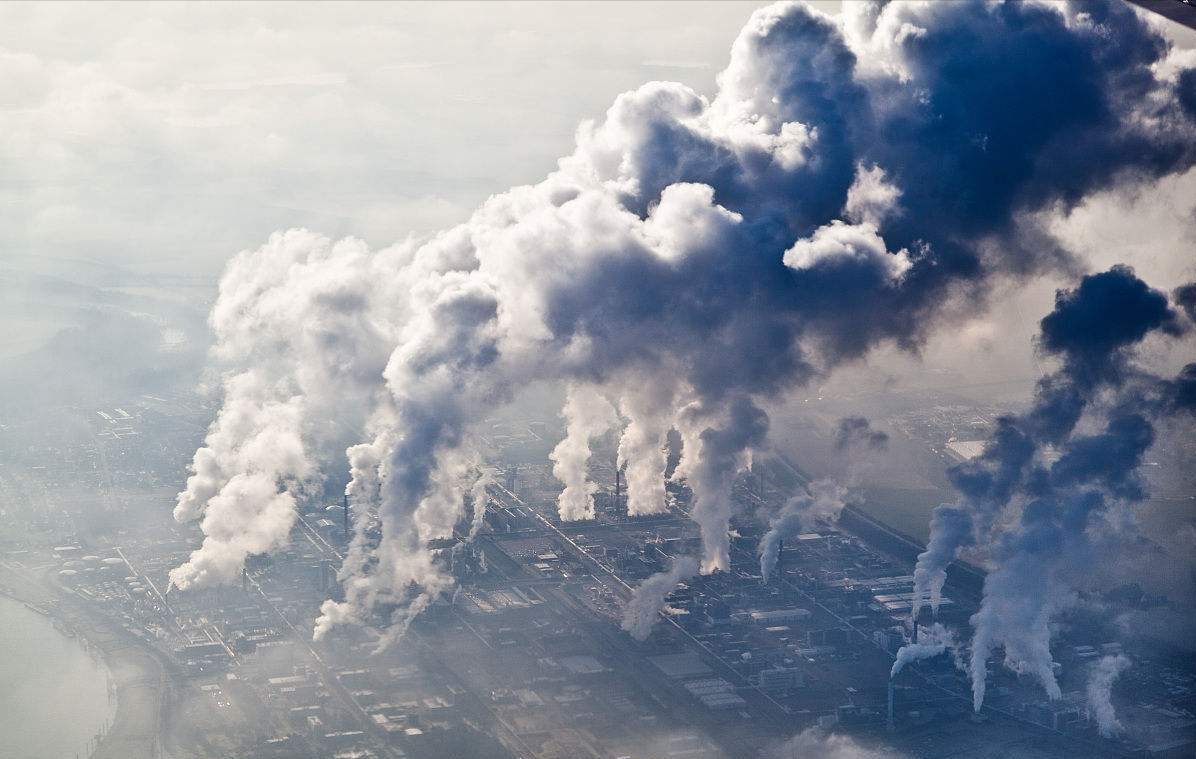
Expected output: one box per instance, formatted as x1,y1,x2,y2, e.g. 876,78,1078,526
759,479,848,583
171,232,392,590
1087,654,1130,738
621,556,700,641
617,381,679,516
890,623,961,679
167,1,1196,645
675,398,769,573
551,384,620,521
339,433,391,587
910,505,973,621
311,436,390,642
467,468,495,541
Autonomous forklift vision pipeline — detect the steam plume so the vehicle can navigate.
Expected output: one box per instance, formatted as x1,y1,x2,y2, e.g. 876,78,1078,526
759,479,848,583
1087,654,1130,738
617,382,679,516
551,384,619,521
171,232,391,590
622,556,700,641
676,397,769,573
890,623,960,679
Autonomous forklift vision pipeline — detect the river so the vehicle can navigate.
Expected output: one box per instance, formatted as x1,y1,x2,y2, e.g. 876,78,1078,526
0,595,115,759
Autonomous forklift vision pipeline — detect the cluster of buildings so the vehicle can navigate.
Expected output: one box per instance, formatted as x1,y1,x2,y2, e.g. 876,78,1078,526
1,401,1194,758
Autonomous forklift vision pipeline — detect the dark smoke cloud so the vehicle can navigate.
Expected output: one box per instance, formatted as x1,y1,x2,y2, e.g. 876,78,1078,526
1166,363,1196,413
913,266,1193,711
834,416,888,452
1038,264,1181,382
164,2,1196,644
1174,281,1196,323
1180,68,1196,120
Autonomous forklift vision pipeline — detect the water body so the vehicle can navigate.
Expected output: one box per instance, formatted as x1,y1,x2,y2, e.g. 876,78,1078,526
0,595,114,759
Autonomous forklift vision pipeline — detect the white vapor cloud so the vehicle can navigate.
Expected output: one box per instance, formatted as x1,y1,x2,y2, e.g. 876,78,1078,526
551,384,620,521
1087,654,1131,738
621,556,700,641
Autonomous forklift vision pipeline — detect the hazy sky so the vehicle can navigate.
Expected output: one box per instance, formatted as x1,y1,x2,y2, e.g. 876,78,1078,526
1,1,836,278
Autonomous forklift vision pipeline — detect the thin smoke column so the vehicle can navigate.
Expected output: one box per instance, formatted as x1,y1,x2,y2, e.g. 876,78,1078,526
757,417,883,582
890,623,960,679
759,479,848,583
1087,654,1130,738
621,556,700,641
164,1,1196,643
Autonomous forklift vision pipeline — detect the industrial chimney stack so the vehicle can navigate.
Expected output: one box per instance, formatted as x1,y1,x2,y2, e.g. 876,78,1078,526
614,464,623,514
887,680,895,732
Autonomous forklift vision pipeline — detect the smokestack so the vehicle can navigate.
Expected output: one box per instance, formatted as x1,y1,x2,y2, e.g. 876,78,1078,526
775,537,783,581
887,680,895,732
912,619,918,644
343,492,350,538
241,567,248,593
614,464,622,513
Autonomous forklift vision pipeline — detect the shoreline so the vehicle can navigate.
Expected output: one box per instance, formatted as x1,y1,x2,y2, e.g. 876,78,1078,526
0,562,168,759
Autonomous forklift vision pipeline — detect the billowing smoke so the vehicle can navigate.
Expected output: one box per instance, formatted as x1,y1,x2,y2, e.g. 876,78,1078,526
170,232,392,591
622,556,700,641
1087,654,1130,738
908,267,1192,711
912,264,1188,619
890,623,960,679
167,1,1196,643
551,384,619,521
759,479,848,582
834,416,888,452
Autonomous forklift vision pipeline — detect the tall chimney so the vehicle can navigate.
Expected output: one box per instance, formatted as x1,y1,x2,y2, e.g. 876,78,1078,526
887,680,895,731
343,492,351,538
614,465,622,512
